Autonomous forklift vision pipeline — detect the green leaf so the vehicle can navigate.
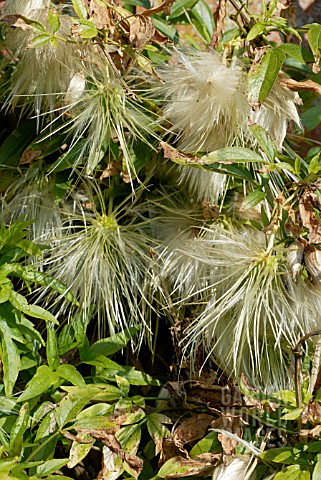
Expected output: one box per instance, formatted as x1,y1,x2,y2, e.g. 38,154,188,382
84,327,139,360
48,10,60,33
169,0,199,19
274,465,311,480
247,21,267,41
242,190,267,210
313,458,321,480
116,423,141,455
116,375,130,397
248,48,286,103
30,34,52,47
0,306,21,397
190,431,222,458
72,0,88,18
152,17,177,41
46,324,60,370
302,105,321,131
190,0,214,41
19,304,58,325
205,162,255,181
55,388,102,428
250,125,277,161
281,408,304,421
147,413,171,455
307,24,321,57
19,270,79,306
9,403,29,458
277,43,314,64
56,365,86,387
80,26,98,38
71,416,116,430
17,366,59,402
36,458,69,477
201,147,266,164
67,432,95,469
0,120,36,168
261,447,297,464
309,152,321,174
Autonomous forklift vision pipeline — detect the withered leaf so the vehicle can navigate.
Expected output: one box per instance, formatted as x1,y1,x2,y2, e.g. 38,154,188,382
88,0,115,30
212,412,246,455
173,414,214,446
161,142,202,165
99,161,120,181
128,15,155,49
301,401,321,425
300,424,321,437
159,437,189,466
141,0,175,17
158,454,220,478
299,181,321,244
19,147,43,165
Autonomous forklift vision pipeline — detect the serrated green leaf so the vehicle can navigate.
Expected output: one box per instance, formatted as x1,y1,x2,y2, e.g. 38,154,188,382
248,48,286,103
242,190,267,210
17,366,58,402
72,0,88,18
202,147,265,164
56,364,85,387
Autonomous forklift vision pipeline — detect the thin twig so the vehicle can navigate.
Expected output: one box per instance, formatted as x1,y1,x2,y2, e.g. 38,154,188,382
308,337,321,394
228,0,254,29
210,0,227,49
292,330,321,413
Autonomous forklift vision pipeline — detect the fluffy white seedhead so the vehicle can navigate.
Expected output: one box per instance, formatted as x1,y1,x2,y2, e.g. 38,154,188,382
4,3,85,122
0,165,63,244
182,226,321,391
253,75,302,150
4,0,50,16
158,49,250,153
212,457,256,480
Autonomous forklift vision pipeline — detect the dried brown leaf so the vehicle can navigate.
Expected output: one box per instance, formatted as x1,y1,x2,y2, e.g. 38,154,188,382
19,148,43,165
211,0,226,49
141,0,174,17
299,181,321,244
279,78,321,97
128,15,155,49
301,401,321,425
159,437,189,466
173,414,214,446
300,424,321,437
